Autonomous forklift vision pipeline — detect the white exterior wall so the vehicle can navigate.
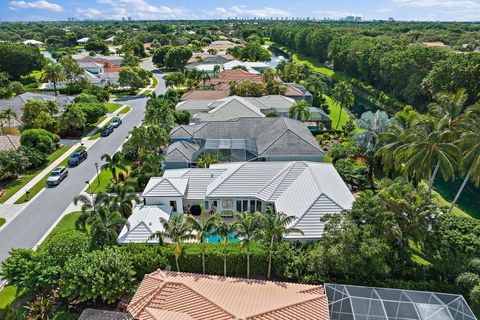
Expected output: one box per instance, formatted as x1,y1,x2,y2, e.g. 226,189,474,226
144,196,184,213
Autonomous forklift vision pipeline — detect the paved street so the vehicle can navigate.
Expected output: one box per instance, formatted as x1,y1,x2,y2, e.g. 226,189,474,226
0,61,165,264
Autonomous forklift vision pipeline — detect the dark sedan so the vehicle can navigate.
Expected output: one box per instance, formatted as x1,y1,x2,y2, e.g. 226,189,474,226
67,149,88,166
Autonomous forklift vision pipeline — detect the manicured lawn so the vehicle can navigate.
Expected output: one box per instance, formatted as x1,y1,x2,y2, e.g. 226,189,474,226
118,106,132,114
0,145,71,204
87,162,131,193
0,286,16,310
151,75,159,88
41,211,83,246
105,102,123,113
324,95,350,130
82,115,107,136
0,218,5,227
142,89,153,96
88,118,114,140
432,189,471,219
14,147,81,204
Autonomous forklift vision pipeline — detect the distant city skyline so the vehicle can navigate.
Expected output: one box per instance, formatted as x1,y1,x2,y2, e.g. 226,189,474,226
1,0,480,22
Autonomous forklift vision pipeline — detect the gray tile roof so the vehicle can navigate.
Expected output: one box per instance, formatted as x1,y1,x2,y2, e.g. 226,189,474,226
0,135,20,151
165,141,200,162
78,309,127,320
0,92,74,117
169,117,324,160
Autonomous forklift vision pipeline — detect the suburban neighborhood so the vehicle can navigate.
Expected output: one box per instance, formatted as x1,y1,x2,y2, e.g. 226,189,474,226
0,4,480,320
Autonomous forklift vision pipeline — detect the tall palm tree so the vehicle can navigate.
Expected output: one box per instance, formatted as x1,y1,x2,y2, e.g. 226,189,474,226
213,65,221,77
260,208,303,279
216,218,234,277
103,62,112,82
429,88,468,141
199,70,211,86
354,111,393,188
449,105,480,213
402,117,459,199
89,207,128,247
332,81,355,129
150,213,194,272
186,206,220,274
41,63,66,96
456,258,480,304
101,152,127,184
73,192,113,230
234,212,261,278
288,100,311,121
111,185,141,218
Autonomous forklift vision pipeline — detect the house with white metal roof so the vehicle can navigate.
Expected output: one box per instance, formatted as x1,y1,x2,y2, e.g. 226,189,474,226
142,161,355,240
118,205,173,245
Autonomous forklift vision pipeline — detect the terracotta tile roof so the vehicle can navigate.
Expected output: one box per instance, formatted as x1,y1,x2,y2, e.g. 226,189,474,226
206,69,263,86
104,65,122,73
128,271,329,320
181,90,230,101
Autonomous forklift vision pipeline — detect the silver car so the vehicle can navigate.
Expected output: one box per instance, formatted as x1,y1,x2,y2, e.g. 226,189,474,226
46,166,68,186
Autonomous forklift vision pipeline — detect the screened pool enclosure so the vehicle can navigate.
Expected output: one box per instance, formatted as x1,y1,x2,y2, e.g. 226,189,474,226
193,139,258,162
325,283,476,320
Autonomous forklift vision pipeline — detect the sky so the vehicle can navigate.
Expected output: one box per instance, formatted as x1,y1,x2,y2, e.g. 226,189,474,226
1,0,480,22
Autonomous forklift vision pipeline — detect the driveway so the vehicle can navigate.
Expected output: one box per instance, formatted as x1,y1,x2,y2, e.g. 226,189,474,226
0,68,166,266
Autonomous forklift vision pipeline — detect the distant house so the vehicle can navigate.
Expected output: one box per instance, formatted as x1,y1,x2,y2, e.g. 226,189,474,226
105,36,115,45
22,39,44,47
72,53,123,86
422,41,447,47
223,59,270,74
187,53,234,65
143,161,353,240
77,37,89,45
180,90,230,101
285,82,314,103
200,69,263,88
165,117,325,169
127,270,330,320
176,95,331,128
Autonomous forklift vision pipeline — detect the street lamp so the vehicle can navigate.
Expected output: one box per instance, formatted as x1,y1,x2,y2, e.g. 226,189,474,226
94,162,100,186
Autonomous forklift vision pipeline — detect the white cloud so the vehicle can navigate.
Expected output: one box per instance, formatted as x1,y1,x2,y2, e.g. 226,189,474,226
312,10,362,19
209,5,290,18
376,8,394,12
393,0,480,8
76,0,188,19
9,0,62,12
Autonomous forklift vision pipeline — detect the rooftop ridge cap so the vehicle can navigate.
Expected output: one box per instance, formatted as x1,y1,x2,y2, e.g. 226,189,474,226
283,120,324,153
256,162,295,200
205,162,245,196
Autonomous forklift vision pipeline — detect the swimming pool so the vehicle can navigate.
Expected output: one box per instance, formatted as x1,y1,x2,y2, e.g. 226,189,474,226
205,231,239,243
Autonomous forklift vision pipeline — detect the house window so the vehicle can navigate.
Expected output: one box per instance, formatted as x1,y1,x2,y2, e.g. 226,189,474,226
256,200,262,212
236,200,242,212
223,199,234,211
250,200,256,213
205,201,210,210
236,200,250,212
169,201,177,212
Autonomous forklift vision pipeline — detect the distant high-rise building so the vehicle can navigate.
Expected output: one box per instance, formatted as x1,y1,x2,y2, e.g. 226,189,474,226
128,17,132,21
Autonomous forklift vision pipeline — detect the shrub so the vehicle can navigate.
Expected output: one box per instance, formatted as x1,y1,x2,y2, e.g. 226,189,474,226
60,247,135,303
20,129,59,154
82,86,109,102
161,243,268,277
19,146,47,168
118,244,168,281
39,231,91,266
74,93,98,103
76,103,107,123
174,110,191,125
0,150,29,179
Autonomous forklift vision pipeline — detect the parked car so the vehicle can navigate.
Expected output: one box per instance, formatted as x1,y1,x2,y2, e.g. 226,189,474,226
111,117,122,128
68,149,88,166
101,125,114,137
46,167,68,186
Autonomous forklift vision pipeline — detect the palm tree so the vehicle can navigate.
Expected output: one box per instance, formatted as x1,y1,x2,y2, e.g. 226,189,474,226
41,63,66,96
73,192,113,230
402,117,459,199
89,207,128,247
456,258,480,304
186,206,220,274
332,81,355,129
103,62,112,82
2,108,17,133
288,100,311,121
354,111,393,188
197,153,218,168
101,152,127,184
429,88,468,140
234,212,261,278
0,112,7,135
449,104,480,213
213,65,221,77
216,218,234,277
260,208,303,279
111,185,141,218
150,213,194,272
199,70,211,86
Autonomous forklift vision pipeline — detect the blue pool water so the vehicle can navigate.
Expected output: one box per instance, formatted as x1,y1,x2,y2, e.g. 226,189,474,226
205,232,239,243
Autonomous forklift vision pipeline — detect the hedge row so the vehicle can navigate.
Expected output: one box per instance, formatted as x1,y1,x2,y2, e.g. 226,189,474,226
160,243,269,277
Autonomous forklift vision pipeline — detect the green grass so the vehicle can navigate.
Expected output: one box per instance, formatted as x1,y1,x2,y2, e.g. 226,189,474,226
0,286,16,311
432,189,471,219
0,218,5,227
87,163,131,194
88,118,114,140
82,115,107,137
151,75,159,88
105,102,123,113
0,145,71,204
14,147,82,204
142,89,153,96
41,211,83,246
119,106,132,114
324,94,351,130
